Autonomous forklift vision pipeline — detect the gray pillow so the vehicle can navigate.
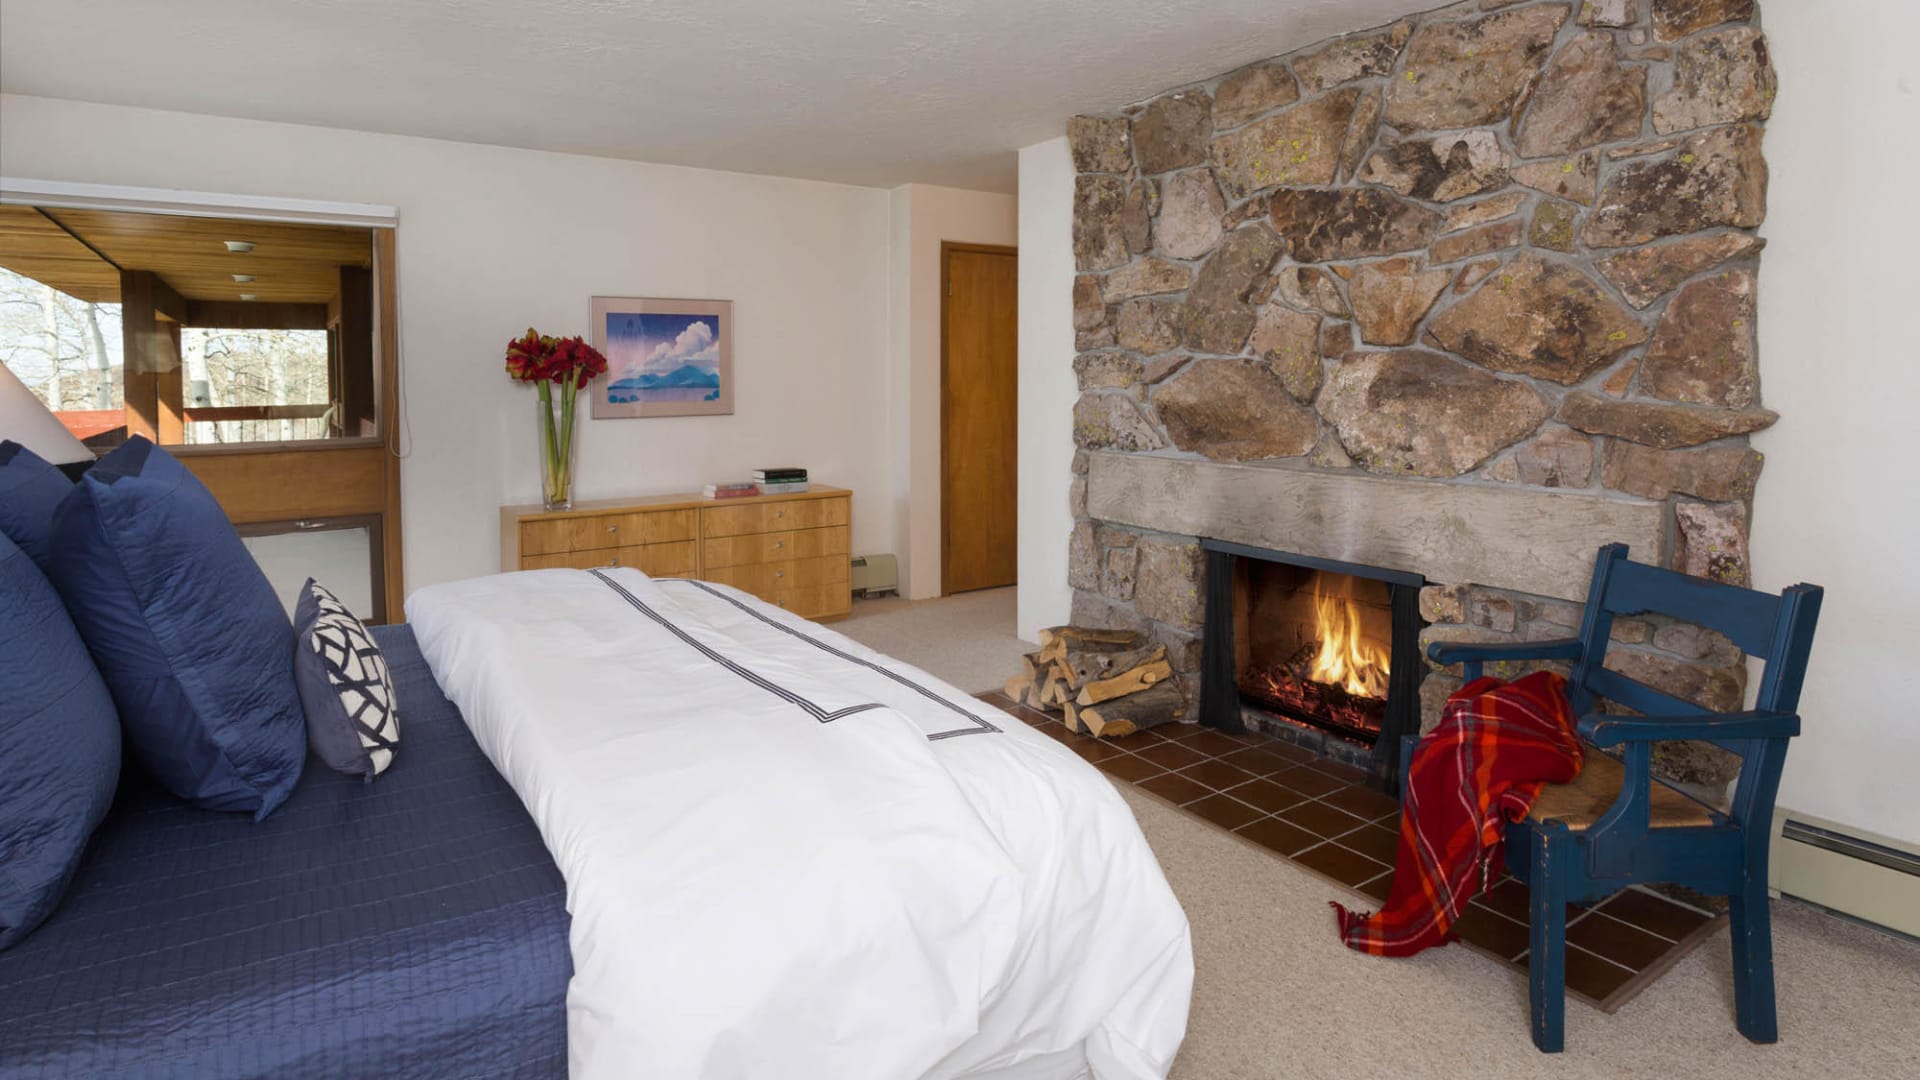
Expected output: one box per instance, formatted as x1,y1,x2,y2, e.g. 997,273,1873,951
293,580,399,781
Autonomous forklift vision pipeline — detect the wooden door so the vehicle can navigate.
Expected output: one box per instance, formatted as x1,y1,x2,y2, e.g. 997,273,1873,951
941,243,1018,594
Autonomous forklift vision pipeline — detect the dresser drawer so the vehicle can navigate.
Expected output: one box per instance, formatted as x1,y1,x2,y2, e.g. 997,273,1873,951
570,509,696,552
781,496,849,531
770,584,852,620
701,496,850,538
703,562,769,594
520,518,574,557
701,503,768,538
702,525,850,570
761,553,851,591
524,540,696,576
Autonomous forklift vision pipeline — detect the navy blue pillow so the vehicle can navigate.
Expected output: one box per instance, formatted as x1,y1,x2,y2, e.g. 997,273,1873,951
0,531,121,950
0,440,75,570
47,436,305,819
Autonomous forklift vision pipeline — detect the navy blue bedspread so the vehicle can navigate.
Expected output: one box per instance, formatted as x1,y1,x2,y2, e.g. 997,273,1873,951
0,626,571,1079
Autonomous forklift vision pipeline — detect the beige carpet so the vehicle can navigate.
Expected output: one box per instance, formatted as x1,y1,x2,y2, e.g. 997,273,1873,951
838,586,1035,692
1119,782,1920,1079
852,590,1920,1078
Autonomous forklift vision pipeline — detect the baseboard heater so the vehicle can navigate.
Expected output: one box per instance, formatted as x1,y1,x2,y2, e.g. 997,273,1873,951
1772,811,1920,939
850,554,898,599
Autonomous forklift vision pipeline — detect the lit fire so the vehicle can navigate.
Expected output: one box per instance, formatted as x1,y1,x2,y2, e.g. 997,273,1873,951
1307,581,1390,698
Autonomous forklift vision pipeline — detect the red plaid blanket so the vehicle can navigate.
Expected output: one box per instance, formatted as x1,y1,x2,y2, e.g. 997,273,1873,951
1333,670,1584,957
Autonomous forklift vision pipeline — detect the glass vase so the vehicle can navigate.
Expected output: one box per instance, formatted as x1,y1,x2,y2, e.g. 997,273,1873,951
537,383,577,511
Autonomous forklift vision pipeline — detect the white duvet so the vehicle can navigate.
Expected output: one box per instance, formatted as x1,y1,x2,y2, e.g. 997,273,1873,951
406,568,1191,1080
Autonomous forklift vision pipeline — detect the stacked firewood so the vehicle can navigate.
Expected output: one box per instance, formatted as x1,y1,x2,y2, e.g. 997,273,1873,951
1004,626,1188,738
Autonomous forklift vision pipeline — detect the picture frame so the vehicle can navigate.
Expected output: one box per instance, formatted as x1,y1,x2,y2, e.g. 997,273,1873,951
589,296,734,418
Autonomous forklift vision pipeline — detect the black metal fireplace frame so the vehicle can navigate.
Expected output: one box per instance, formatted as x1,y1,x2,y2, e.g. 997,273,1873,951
1198,538,1426,794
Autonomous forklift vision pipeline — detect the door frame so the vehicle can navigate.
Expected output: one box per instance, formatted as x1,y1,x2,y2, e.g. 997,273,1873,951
938,240,1019,597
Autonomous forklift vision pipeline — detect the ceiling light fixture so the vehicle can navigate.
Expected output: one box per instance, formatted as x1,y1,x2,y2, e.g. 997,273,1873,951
232,274,255,283
224,240,255,253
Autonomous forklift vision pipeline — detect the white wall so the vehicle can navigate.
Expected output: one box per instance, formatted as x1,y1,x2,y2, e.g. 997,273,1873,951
1753,1,1920,846
1015,138,1078,641
0,94,895,596
886,183,1018,599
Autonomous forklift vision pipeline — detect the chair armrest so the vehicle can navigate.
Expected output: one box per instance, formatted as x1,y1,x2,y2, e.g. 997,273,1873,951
1425,637,1583,681
1577,710,1801,748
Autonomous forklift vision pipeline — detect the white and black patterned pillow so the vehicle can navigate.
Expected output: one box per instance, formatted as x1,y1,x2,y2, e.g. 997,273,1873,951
293,580,399,780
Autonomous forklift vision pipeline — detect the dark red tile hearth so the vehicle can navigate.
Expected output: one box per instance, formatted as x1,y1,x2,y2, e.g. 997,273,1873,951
1174,729,1252,756
1333,822,1401,864
1566,911,1675,972
1185,793,1269,832
1276,798,1369,839
1175,758,1261,791
1065,738,1134,765
1095,754,1166,783
971,694,1719,1011
1132,740,1211,770
1268,765,1348,798
1218,746,1299,777
1293,841,1388,888
1321,784,1402,822
1452,907,1532,960
1220,777,1308,815
1237,816,1320,857
1598,887,1715,942
1137,771,1216,806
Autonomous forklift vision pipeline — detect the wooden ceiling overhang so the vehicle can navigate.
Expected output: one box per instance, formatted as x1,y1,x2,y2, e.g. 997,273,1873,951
0,205,372,307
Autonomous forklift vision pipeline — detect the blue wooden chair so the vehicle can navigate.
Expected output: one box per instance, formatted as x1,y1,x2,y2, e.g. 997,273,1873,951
1406,543,1823,1053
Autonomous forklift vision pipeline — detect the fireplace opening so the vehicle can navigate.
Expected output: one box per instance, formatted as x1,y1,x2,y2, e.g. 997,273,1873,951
1200,540,1426,791
1236,564,1395,745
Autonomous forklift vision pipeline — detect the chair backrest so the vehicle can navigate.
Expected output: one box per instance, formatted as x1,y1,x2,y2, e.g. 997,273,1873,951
1567,544,1823,768
1569,545,1823,723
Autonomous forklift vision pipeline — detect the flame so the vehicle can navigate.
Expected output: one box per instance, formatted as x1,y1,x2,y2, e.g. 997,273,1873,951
1307,580,1391,698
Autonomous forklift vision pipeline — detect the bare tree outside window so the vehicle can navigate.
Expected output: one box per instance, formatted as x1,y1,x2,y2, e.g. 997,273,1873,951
2,266,333,445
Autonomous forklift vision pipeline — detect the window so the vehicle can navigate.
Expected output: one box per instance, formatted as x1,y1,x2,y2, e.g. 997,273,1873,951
0,204,376,450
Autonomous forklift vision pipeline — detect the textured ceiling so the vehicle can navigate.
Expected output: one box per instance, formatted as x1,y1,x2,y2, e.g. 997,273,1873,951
0,0,1434,193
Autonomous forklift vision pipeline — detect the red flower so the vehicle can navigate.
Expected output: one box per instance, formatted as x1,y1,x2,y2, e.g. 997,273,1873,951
505,329,609,387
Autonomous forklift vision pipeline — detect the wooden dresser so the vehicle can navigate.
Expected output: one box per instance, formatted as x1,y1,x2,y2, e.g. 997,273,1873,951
500,485,852,620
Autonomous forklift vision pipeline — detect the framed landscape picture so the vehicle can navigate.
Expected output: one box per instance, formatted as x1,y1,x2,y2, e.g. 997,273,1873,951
589,296,734,418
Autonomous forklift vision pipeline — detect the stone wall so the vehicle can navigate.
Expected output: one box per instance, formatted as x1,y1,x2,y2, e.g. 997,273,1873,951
1065,0,1776,791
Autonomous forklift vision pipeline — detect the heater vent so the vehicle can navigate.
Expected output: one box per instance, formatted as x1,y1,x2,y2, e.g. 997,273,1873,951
850,553,898,598
1773,812,1920,938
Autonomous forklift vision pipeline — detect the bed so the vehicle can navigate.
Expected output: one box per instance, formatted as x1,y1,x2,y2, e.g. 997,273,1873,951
0,627,573,1079
407,569,1193,1079
1,569,1192,1079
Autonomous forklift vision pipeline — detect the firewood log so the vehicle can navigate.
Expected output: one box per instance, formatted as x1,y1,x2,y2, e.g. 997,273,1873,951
1074,659,1174,706
1024,680,1051,711
1062,643,1166,690
1081,682,1187,738
1062,700,1086,734
1004,674,1033,702
1019,650,1049,682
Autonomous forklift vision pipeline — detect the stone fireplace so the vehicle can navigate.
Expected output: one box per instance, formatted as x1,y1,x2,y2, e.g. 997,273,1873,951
1064,0,1776,798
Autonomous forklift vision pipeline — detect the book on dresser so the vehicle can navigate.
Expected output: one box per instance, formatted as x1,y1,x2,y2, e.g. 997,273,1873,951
499,485,853,620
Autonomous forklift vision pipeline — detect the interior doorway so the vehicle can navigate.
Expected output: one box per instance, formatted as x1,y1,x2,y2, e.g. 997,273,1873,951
940,241,1017,595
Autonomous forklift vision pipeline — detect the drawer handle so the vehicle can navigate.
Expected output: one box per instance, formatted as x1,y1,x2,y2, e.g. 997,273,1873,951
607,524,618,533
774,510,785,519
775,570,785,579
772,540,785,550
606,557,620,567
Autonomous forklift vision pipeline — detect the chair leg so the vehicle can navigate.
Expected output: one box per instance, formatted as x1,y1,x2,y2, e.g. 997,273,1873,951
1729,884,1779,1043
1527,824,1571,1053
